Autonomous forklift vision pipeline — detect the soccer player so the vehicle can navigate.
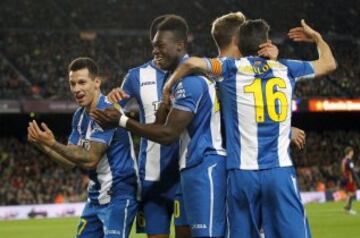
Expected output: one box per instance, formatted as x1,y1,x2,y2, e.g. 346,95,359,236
341,146,358,214
27,57,138,238
163,19,336,238
91,18,228,238
107,15,191,238
210,12,306,150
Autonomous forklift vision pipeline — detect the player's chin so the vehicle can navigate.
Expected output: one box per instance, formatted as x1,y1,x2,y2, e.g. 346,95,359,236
76,99,87,107
156,61,168,70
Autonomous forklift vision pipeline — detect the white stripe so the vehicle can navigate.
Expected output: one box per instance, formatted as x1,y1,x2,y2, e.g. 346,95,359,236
236,59,259,170
122,199,130,238
226,195,230,238
128,131,142,201
179,131,190,170
271,64,293,167
96,155,113,205
139,66,162,181
291,175,308,238
206,77,227,156
207,163,217,237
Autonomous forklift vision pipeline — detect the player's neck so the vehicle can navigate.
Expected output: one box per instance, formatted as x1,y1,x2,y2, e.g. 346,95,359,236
219,45,241,58
85,90,100,113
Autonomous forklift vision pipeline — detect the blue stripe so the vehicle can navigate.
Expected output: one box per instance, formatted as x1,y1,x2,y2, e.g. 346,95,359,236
219,59,240,169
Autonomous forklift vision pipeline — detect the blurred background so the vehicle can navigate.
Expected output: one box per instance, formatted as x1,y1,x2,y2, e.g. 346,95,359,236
0,0,359,236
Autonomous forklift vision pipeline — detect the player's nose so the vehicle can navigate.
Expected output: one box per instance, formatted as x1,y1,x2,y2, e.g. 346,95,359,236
152,47,160,56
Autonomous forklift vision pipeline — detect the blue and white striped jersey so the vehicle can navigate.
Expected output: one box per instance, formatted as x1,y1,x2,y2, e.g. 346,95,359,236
171,75,226,170
120,60,179,181
68,94,138,205
207,56,314,170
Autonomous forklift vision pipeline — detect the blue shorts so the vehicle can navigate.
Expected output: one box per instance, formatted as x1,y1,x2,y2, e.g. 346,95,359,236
76,196,137,238
136,179,188,235
227,167,312,238
181,154,226,237
174,187,188,226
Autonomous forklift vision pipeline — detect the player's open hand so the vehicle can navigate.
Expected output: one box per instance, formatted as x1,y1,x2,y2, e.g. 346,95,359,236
291,127,306,150
107,88,129,103
27,120,56,147
258,41,279,60
90,108,121,130
288,20,321,43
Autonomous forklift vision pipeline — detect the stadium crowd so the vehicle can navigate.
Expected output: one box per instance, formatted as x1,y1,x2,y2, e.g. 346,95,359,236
0,0,359,99
0,137,88,205
1,33,359,99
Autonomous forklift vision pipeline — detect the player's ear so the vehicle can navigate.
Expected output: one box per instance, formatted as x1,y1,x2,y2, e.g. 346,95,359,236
176,41,185,52
95,77,101,89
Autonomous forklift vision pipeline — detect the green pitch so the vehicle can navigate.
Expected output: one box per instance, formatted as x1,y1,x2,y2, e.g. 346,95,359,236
0,202,359,238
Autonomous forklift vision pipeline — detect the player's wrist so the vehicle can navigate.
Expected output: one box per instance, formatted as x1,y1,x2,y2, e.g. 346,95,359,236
118,114,129,128
313,33,322,44
47,139,57,148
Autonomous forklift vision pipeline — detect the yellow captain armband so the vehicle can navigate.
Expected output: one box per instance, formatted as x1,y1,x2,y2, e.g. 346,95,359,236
209,59,222,76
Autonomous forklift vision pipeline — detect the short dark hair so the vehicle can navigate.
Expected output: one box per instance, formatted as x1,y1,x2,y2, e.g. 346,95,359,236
238,19,270,56
211,12,246,50
156,15,188,44
68,57,98,78
149,15,169,41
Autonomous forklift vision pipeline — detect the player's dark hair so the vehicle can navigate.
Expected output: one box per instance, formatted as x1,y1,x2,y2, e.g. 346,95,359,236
238,19,270,56
156,14,188,44
149,15,169,41
68,57,98,79
211,12,246,50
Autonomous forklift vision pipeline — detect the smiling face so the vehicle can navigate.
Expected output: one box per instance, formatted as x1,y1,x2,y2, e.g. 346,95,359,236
69,68,100,109
152,30,184,71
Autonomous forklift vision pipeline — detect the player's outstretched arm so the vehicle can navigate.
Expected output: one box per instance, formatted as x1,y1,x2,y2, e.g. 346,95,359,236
28,120,106,169
91,107,193,145
288,20,337,77
163,57,209,104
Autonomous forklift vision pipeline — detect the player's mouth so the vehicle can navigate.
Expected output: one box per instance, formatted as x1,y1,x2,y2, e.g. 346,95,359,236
75,94,86,102
154,56,165,66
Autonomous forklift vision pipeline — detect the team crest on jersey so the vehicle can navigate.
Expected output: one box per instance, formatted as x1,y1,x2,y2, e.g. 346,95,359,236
92,122,104,133
174,82,186,99
80,139,91,151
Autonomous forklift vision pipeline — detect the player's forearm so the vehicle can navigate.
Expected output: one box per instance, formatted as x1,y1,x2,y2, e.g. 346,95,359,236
42,146,76,169
313,36,337,76
167,57,208,89
125,119,177,145
154,103,169,125
49,141,97,167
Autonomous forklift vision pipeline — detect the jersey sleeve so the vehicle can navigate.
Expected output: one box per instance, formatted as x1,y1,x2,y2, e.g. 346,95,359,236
172,76,204,114
88,121,115,146
68,110,81,145
279,59,315,82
